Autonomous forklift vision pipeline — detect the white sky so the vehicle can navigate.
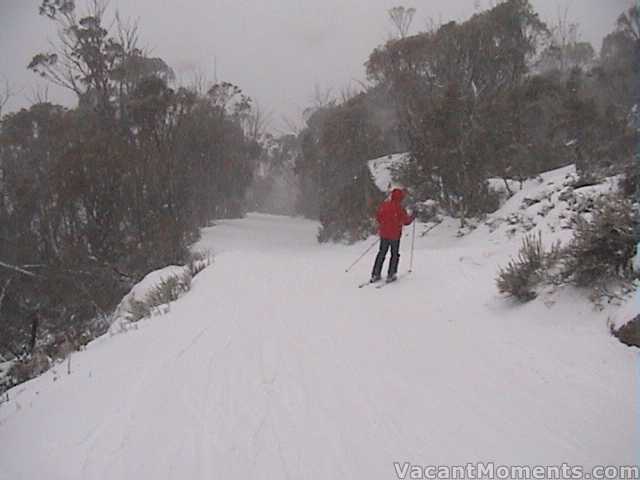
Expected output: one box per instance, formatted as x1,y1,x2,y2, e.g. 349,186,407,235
0,0,632,131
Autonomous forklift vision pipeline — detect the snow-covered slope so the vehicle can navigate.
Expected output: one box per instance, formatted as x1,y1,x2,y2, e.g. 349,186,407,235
0,192,637,478
481,165,620,245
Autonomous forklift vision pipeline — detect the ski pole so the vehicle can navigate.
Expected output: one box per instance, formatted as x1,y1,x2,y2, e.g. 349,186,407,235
408,220,416,273
345,238,379,273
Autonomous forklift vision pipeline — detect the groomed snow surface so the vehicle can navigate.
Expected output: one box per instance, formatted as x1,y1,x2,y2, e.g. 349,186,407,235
0,167,638,479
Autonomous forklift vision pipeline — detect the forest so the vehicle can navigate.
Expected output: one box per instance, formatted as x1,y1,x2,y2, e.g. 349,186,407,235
0,0,263,373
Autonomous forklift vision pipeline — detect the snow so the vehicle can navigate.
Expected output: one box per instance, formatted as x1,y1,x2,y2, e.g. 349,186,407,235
368,152,410,192
0,173,638,479
478,165,622,249
487,177,520,196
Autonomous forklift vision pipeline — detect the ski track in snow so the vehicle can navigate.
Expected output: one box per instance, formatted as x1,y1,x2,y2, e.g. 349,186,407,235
0,212,637,480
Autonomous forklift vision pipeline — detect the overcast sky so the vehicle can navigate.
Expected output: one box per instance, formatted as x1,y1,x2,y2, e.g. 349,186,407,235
0,0,632,131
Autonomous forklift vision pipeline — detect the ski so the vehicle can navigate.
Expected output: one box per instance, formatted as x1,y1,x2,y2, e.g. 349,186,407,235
358,279,380,288
375,273,407,288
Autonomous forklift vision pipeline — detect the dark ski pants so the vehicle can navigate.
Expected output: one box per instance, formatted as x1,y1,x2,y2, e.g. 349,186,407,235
372,237,400,278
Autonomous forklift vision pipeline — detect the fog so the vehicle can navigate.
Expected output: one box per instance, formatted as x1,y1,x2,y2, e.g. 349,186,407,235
0,0,632,129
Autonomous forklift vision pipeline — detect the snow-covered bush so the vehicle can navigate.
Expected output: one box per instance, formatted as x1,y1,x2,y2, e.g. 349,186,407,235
562,195,637,287
497,233,545,301
6,353,50,389
413,199,439,223
188,250,213,277
146,273,191,307
1,325,96,396
127,272,192,322
127,298,152,324
111,256,213,332
497,233,559,301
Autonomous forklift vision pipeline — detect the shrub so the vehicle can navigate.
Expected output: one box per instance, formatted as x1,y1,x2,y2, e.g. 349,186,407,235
188,250,213,277
145,274,191,306
128,297,152,322
497,232,553,302
6,352,50,387
127,271,192,322
562,195,637,287
413,200,439,223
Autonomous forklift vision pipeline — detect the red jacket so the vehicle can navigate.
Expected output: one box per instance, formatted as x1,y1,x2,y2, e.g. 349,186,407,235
376,188,413,240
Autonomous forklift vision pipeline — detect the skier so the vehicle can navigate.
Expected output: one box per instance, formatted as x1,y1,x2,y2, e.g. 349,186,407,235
371,188,415,283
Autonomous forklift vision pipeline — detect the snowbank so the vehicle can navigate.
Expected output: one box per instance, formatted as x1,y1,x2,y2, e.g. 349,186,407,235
108,265,188,333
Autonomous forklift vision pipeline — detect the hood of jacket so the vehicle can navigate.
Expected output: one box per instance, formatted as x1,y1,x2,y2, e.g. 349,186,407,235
390,188,405,202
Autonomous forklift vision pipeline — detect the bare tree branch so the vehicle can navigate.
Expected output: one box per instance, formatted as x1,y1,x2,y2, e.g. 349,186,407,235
26,84,50,105
388,6,416,39
0,261,43,279
0,75,13,116
617,5,640,41
243,101,273,140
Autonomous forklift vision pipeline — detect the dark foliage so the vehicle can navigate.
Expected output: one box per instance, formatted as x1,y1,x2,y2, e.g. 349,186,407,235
366,0,548,225
317,170,385,243
296,89,401,242
0,1,260,389
612,315,640,348
562,196,637,286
